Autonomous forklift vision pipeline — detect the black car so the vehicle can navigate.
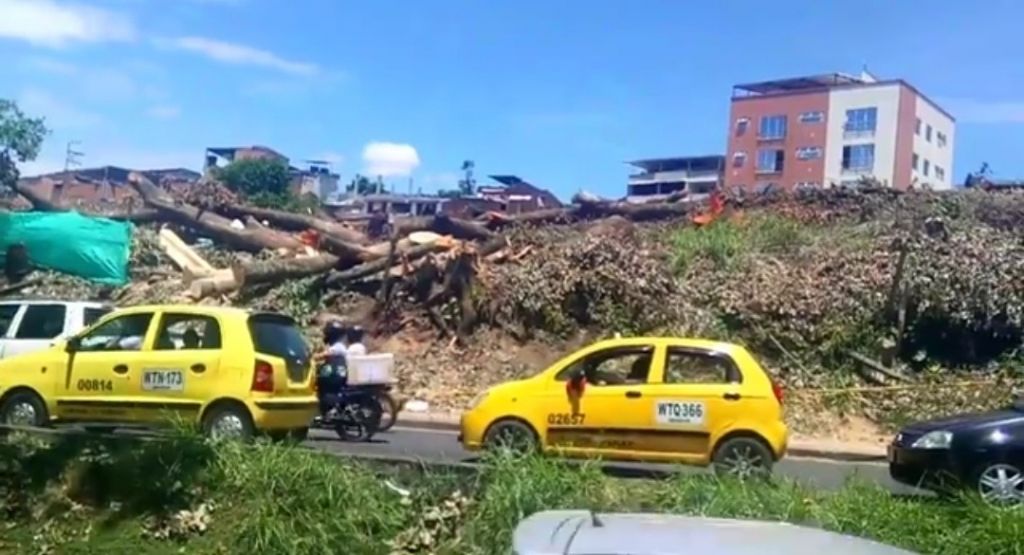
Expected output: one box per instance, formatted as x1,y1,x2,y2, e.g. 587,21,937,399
888,399,1024,505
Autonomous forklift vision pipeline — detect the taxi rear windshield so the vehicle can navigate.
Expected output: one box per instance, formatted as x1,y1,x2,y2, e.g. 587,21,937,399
248,315,310,362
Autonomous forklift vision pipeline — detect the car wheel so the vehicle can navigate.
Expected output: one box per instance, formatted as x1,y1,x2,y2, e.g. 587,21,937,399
0,391,48,427
712,436,774,479
202,405,255,442
975,462,1024,507
483,419,538,454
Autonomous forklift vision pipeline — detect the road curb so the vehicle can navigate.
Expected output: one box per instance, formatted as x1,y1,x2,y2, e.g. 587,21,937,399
396,411,889,463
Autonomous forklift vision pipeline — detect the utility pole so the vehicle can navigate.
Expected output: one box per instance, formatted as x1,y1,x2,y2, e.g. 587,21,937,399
55,141,83,203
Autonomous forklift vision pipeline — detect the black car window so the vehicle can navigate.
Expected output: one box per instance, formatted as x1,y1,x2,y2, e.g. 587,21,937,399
248,315,310,362
155,314,222,350
77,313,154,352
15,304,67,340
555,346,655,386
0,304,20,337
83,307,112,327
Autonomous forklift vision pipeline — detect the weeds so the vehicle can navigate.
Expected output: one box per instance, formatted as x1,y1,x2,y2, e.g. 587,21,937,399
671,213,813,272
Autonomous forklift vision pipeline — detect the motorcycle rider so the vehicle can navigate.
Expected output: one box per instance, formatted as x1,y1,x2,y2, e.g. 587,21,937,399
315,321,350,418
346,325,367,357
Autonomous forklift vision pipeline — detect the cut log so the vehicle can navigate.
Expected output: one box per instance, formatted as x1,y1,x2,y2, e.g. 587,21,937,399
217,204,369,244
128,172,305,253
324,240,454,288
158,228,215,277
232,254,341,288
395,214,496,241
187,270,241,300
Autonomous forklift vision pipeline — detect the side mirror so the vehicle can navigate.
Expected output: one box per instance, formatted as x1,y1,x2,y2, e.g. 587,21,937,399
65,337,80,353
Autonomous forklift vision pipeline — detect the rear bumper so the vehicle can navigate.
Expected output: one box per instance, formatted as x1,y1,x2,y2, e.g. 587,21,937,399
459,410,487,450
249,397,319,431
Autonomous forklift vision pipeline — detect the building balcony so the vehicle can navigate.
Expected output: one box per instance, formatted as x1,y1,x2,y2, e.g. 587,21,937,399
628,169,721,184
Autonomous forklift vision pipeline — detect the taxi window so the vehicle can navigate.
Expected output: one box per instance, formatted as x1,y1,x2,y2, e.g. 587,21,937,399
664,348,739,384
556,347,654,386
155,314,222,350
78,313,154,352
0,304,20,337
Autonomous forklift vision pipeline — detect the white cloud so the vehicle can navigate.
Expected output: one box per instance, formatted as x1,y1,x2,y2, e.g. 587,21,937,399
158,36,319,76
0,0,136,48
147,105,181,120
18,87,103,128
362,142,420,177
939,97,1024,124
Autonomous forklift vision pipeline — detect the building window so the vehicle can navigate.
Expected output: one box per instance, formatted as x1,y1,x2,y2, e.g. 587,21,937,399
923,159,930,176
912,153,919,170
799,111,824,123
937,131,947,147
735,118,749,136
844,107,877,135
935,166,946,181
758,115,787,140
842,144,875,171
732,152,747,168
756,148,784,173
795,147,822,160
926,124,932,142
915,118,921,135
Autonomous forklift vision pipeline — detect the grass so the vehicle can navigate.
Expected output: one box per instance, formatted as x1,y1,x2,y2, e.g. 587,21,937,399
2,433,1023,554
671,213,814,271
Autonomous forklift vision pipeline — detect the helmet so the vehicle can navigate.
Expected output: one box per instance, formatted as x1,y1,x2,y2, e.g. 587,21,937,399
347,325,365,343
322,321,348,344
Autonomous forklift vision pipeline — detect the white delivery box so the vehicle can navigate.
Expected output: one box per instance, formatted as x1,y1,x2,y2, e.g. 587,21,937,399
346,353,394,385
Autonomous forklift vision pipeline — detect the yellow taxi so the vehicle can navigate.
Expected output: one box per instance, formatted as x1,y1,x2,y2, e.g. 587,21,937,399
459,337,788,477
0,305,318,441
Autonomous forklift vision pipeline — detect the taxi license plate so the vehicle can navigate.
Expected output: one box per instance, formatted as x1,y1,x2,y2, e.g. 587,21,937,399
142,369,184,392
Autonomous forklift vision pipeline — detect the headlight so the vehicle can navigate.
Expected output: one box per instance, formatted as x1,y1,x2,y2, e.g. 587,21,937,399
467,390,490,410
911,430,952,449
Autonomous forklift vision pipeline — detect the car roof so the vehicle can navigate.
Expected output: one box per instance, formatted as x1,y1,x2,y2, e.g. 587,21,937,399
0,299,110,308
512,511,917,555
589,336,743,354
109,305,260,319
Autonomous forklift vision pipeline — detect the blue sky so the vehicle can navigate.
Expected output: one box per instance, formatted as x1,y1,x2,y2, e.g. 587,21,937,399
1,0,1022,199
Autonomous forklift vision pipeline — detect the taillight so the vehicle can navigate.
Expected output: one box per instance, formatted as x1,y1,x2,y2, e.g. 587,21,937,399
252,360,274,393
771,381,784,405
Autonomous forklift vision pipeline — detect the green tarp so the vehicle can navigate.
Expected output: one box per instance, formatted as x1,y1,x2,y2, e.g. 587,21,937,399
0,211,132,285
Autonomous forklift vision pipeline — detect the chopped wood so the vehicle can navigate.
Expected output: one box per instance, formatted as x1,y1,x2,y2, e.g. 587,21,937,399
217,204,369,244
158,227,215,277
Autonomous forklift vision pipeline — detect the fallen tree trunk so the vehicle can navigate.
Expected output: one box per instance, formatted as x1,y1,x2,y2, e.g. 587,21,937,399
12,180,160,223
217,204,369,245
324,241,452,288
395,214,496,241
128,173,305,253
232,254,341,288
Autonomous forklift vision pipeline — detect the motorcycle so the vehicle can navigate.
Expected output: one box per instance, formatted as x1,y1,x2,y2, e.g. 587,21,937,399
314,386,384,441
347,383,400,432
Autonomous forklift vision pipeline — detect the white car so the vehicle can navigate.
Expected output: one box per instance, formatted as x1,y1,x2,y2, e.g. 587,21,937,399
512,511,916,555
0,300,112,359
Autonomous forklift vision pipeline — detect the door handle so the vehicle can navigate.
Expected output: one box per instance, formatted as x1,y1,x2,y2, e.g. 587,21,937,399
625,391,642,399
113,364,128,375
723,392,741,401
191,363,206,373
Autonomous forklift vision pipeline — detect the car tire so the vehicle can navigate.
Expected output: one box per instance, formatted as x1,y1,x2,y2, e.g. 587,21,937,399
0,391,49,428
201,404,255,442
483,419,539,454
712,436,774,479
973,462,1024,507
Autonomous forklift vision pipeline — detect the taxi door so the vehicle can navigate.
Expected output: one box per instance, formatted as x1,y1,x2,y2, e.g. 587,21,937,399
539,342,660,460
57,311,158,423
640,345,746,464
130,311,223,425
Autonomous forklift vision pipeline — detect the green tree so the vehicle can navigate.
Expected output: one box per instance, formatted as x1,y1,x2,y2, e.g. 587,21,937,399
215,158,292,207
0,99,48,191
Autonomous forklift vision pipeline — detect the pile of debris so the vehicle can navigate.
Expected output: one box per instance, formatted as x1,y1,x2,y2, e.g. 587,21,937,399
4,176,1024,423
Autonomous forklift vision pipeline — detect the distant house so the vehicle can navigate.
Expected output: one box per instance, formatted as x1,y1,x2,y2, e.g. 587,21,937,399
626,156,724,203
476,175,562,214
326,193,447,218
15,165,201,208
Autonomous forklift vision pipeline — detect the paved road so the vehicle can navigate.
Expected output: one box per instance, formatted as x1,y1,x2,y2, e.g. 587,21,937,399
306,425,924,495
